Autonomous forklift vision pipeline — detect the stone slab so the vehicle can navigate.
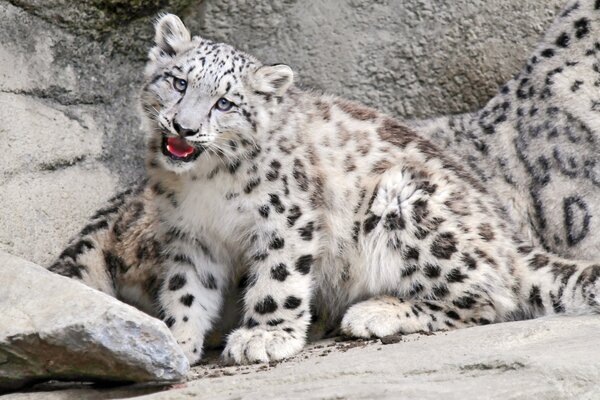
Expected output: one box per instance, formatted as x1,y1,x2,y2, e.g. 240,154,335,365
0,252,189,392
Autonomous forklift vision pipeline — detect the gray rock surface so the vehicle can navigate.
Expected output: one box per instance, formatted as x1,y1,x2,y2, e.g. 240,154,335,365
4,316,600,399
0,251,189,391
0,0,141,266
144,316,600,399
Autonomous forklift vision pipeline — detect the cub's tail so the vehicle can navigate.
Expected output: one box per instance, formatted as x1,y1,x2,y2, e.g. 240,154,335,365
47,183,146,295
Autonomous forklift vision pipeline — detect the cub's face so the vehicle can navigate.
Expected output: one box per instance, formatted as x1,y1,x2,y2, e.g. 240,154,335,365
141,14,294,174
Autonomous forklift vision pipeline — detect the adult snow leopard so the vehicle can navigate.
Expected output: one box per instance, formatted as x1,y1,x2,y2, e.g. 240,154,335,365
50,12,600,365
412,0,600,262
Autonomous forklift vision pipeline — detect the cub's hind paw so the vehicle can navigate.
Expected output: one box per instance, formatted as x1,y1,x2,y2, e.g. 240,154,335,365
222,327,305,364
177,338,203,366
341,297,423,338
168,323,204,365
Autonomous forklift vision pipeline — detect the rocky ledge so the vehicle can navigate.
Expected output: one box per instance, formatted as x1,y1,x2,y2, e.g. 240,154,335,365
3,312,600,399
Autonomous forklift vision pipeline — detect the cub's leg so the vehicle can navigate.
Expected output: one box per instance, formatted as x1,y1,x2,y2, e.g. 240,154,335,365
157,233,228,365
50,186,227,364
342,165,516,338
223,229,314,364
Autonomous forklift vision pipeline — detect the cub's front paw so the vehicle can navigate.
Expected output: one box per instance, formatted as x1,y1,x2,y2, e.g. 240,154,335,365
222,327,305,364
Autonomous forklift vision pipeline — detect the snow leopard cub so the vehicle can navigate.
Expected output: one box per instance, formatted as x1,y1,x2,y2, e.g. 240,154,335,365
50,14,600,365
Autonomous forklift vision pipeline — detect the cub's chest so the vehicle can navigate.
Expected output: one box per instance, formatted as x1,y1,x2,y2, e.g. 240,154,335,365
171,172,277,236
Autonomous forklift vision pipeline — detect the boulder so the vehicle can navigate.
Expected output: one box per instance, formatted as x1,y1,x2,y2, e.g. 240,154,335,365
0,251,189,392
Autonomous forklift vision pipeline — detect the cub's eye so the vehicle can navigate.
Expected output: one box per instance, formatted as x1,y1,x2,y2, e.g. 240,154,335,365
173,78,187,92
215,97,234,112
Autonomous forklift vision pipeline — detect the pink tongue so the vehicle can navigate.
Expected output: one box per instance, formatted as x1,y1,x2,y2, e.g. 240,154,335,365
167,137,195,158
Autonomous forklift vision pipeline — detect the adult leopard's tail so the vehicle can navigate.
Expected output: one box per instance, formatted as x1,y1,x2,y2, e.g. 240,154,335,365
517,246,600,318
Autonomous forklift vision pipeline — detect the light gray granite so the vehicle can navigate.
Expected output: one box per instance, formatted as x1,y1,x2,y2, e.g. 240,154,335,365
0,251,189,391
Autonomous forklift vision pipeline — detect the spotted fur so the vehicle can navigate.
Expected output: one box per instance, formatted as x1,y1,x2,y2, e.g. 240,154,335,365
50,7,600,366
412,0,600,261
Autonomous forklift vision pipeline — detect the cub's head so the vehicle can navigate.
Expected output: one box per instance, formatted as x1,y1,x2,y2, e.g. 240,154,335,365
142,14,294,173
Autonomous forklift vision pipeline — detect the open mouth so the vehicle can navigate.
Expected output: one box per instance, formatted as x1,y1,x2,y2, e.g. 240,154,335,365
161,135,203,162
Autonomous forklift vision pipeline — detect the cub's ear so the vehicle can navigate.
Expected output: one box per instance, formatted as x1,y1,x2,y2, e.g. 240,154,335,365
251,64,294,96
153,13,191,57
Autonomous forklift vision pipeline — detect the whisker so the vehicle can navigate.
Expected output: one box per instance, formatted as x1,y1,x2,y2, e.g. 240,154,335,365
206,144,227,166
212,141,238,160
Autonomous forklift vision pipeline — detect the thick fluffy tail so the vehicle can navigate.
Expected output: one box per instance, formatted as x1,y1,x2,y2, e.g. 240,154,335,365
518,247,600,318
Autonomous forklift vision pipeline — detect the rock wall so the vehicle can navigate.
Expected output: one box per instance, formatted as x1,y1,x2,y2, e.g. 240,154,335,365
0,0,155,264
192,0,565,118
0,0,564,264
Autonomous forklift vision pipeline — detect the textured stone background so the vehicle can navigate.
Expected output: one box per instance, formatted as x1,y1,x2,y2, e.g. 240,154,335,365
0,0,564,265
192,0,564,118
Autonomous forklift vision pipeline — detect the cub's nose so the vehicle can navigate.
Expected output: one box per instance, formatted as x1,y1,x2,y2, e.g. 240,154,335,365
173,120,199,138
